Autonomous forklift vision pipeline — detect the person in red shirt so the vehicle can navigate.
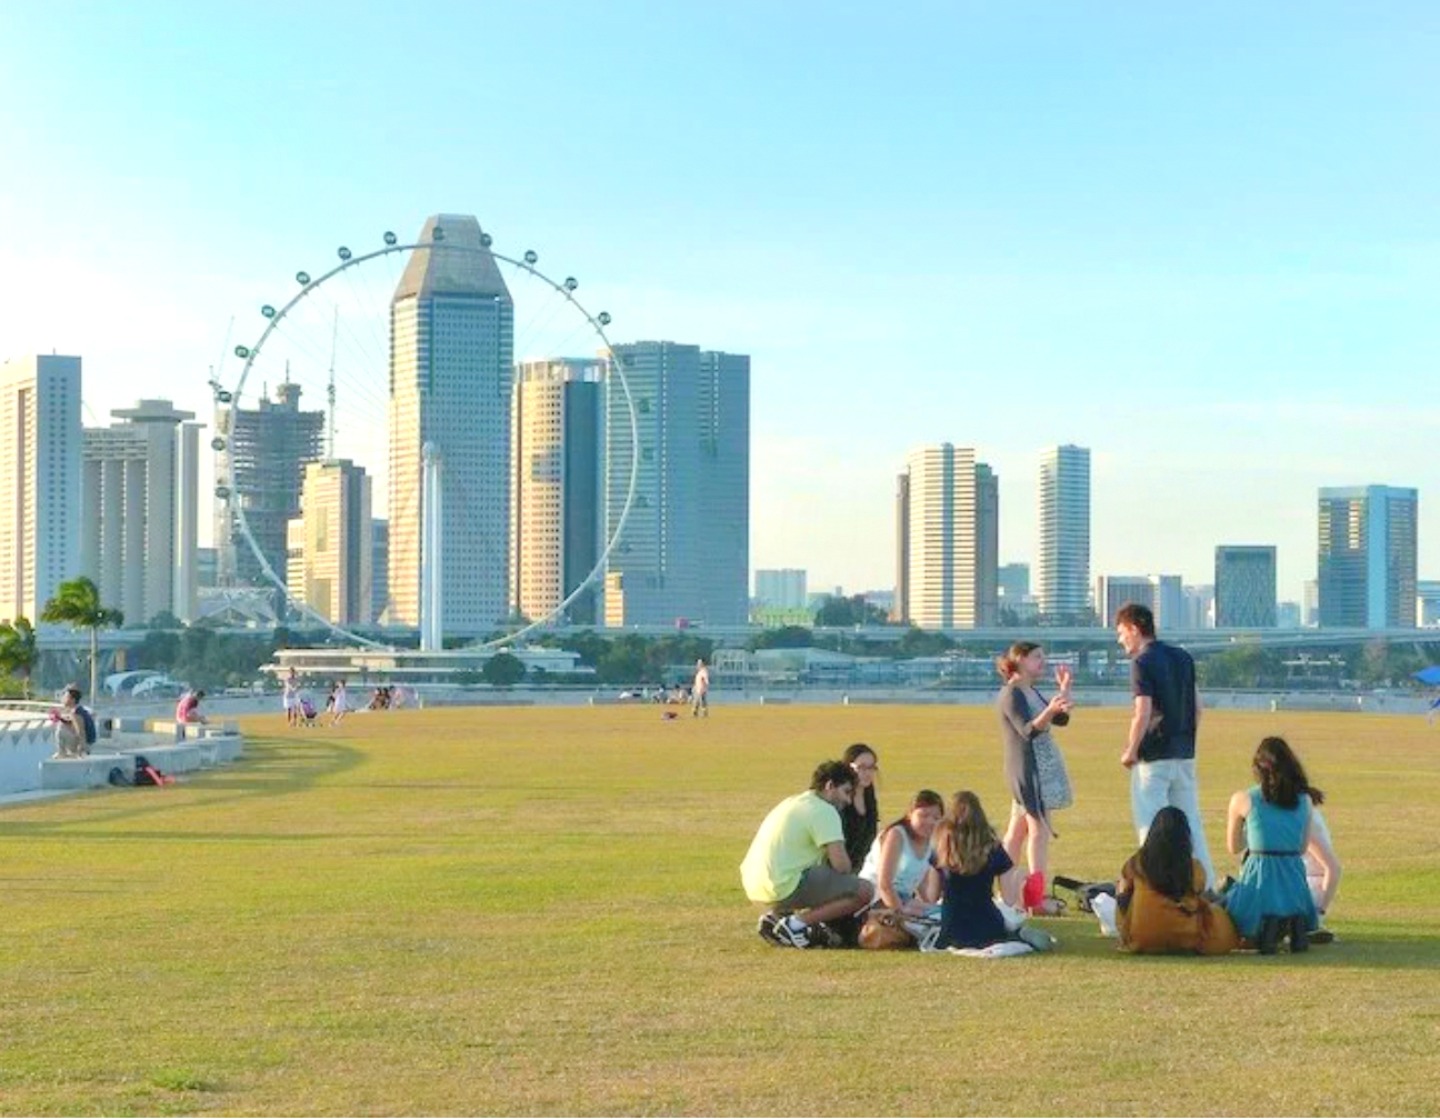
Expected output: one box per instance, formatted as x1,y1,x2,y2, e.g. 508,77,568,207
175,689,207,742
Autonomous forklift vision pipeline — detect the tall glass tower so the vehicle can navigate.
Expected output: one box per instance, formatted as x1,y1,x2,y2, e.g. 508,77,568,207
1037,444,1091,622
1317,485,1417,628
388,214,513,634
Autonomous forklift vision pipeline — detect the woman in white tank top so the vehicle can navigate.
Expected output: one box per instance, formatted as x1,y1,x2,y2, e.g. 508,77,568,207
860,790,945,915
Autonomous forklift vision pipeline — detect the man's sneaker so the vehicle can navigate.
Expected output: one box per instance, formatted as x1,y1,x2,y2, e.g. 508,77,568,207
806,921,844,949
756,912,785,946
771,915,812,949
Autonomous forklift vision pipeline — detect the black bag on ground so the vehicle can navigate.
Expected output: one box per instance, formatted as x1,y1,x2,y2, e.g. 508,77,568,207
107,766,131,787
1052,875,1117,913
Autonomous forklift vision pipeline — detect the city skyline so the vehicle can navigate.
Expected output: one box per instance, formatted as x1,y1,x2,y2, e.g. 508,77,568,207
3,6,1440,601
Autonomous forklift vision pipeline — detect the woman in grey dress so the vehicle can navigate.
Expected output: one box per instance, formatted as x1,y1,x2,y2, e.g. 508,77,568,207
996,641,1074,915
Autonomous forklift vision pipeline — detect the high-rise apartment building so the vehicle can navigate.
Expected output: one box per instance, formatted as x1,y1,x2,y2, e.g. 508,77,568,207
754,569,808,610
1214,545,1278,628
370,520,389,625
510,358,602,625
899,443,998,630
214,380,324,591
1037,444,1091,620
1417,580,1440,628
601,341,749,627
288,459,373,627
892,472,910,623
1317,486,1418,628
389,214,513,635
81,399,202,625
0,355,82,623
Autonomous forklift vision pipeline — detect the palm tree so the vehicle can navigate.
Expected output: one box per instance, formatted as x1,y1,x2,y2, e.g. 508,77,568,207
0,616,39,698
40,577,123,703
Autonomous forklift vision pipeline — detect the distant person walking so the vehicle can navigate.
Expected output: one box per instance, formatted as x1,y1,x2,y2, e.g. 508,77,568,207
691,659,710,718
1116,602,1215,887
331,679,350,726
283,669,301,727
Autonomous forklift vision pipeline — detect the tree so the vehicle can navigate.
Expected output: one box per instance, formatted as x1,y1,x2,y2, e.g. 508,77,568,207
0,616,39,698
40,577,123,703
748,626,814,652
482,652,526,686
813,595,888,628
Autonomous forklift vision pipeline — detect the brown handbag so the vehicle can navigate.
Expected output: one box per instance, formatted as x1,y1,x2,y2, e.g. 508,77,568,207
858,907,916,950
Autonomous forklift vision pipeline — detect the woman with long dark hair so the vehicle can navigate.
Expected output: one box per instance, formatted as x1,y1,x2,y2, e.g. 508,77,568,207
859,789,944,916
839,743,880,872
995,641,1074,914
1222,736,1320,952
1115,806,1239,954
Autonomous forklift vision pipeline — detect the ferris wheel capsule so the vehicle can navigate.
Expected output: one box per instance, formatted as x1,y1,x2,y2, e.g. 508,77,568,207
261,305,276,319
598,312,611,326
234,345,250,359
480,232,493,248
337,246,352,261
524,250,538,265
383,231,397,246
210,437,226,452
217,390,233,404
296,271,311,286
433,226,446,242
564,277,578,292
215,485,231,500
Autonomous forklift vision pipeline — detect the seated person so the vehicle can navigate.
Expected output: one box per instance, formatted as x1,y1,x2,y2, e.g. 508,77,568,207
1115,806,1239,955
859,789,944,918
741,761,874,949
932,791,1024,951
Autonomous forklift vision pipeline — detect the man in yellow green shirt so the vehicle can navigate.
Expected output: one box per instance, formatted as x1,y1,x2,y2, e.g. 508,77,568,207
741,760,874,949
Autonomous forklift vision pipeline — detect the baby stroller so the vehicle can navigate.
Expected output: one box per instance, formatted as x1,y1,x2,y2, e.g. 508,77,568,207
297,695,320,728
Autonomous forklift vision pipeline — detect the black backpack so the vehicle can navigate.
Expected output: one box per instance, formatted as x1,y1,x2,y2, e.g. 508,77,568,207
107,766,131,787
133,755,169,786
78,706,98,746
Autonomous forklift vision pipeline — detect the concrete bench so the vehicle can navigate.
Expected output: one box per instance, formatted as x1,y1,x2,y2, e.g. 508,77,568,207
40,753,133,790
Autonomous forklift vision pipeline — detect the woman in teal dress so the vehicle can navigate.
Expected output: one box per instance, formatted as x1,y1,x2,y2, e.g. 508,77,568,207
1223,736,1319,951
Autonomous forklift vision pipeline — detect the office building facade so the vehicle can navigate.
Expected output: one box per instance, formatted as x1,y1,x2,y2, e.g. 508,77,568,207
1215,545,1278,628
755,569,808,611
288,459,373,627
900,443,998,630
1317,486,1418,628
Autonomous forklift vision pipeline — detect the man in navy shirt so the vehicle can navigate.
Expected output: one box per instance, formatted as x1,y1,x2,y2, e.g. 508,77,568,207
1116,602,1215,887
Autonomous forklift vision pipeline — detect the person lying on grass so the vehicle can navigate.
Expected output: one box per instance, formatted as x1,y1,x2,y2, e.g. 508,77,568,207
1115,806,1239,955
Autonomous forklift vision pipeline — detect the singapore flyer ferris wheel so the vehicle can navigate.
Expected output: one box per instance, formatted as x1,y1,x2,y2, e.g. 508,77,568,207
211,214,638,650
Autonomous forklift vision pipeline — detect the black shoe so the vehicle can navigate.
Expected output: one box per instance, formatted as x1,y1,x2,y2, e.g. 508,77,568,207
756,911,784,946
1288,916,1309,953
1309,927,1336,945
807,921,844,949
1257,915,1282,955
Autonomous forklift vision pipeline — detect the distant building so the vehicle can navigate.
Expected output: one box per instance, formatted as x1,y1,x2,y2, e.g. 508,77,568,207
0,355,81,623
1095,574,1183,630
196,546,217,590
1037,445,1090,620
998,562,1030,602
1317,486,1418,628
370,520,389,625
601,341,749,627
1182,584,1215,630
900,443,998,629
1215,545,1278,628
1417,580,1440,628
754,569,808,611
1277,601,1302,628
215,380,324,594
892,472,910,623
288,460,373,627
511,358,602,626
388,214,514,635
1302,579,1319,627
81,399,202,625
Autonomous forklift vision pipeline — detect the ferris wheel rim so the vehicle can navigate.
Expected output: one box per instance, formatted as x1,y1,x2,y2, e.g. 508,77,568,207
214,231,641,652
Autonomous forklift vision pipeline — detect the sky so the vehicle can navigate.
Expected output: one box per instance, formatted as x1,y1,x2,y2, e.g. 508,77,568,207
3,1,1439,605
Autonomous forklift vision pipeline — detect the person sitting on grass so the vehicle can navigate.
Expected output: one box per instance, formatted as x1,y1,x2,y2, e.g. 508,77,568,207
1222,736,1320,953
860,789,944,918
933,791,1036,952
1304,796,1341,945
741,760,875,949
1114,806,1239,955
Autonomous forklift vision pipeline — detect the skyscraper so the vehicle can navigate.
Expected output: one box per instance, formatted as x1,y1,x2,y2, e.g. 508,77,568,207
892,471,910,624
900,443,998,630
754,569,808,611
1095,573,1183,630
600,341,749,627
1038,444,1091,621
510,358,602,625
214,380,324,592
81,399,201,626
389,214,513,635
1214,545,1278,628
1317,485,1418,628
289,459,373,627
0,355,82,623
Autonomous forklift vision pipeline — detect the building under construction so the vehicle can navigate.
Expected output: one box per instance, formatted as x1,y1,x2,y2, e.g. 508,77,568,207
214,381,324,592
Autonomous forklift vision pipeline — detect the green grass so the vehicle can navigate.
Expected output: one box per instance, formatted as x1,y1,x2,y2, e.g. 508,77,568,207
1,703,1438,1115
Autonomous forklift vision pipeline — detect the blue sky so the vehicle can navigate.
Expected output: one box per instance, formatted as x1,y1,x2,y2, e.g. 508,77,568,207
3,1,1439,603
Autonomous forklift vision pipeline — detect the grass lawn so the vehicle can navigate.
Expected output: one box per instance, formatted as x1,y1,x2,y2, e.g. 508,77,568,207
1,702,1438,1116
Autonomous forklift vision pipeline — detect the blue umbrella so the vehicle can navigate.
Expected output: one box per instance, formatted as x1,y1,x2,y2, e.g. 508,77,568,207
1412,666,1440,686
